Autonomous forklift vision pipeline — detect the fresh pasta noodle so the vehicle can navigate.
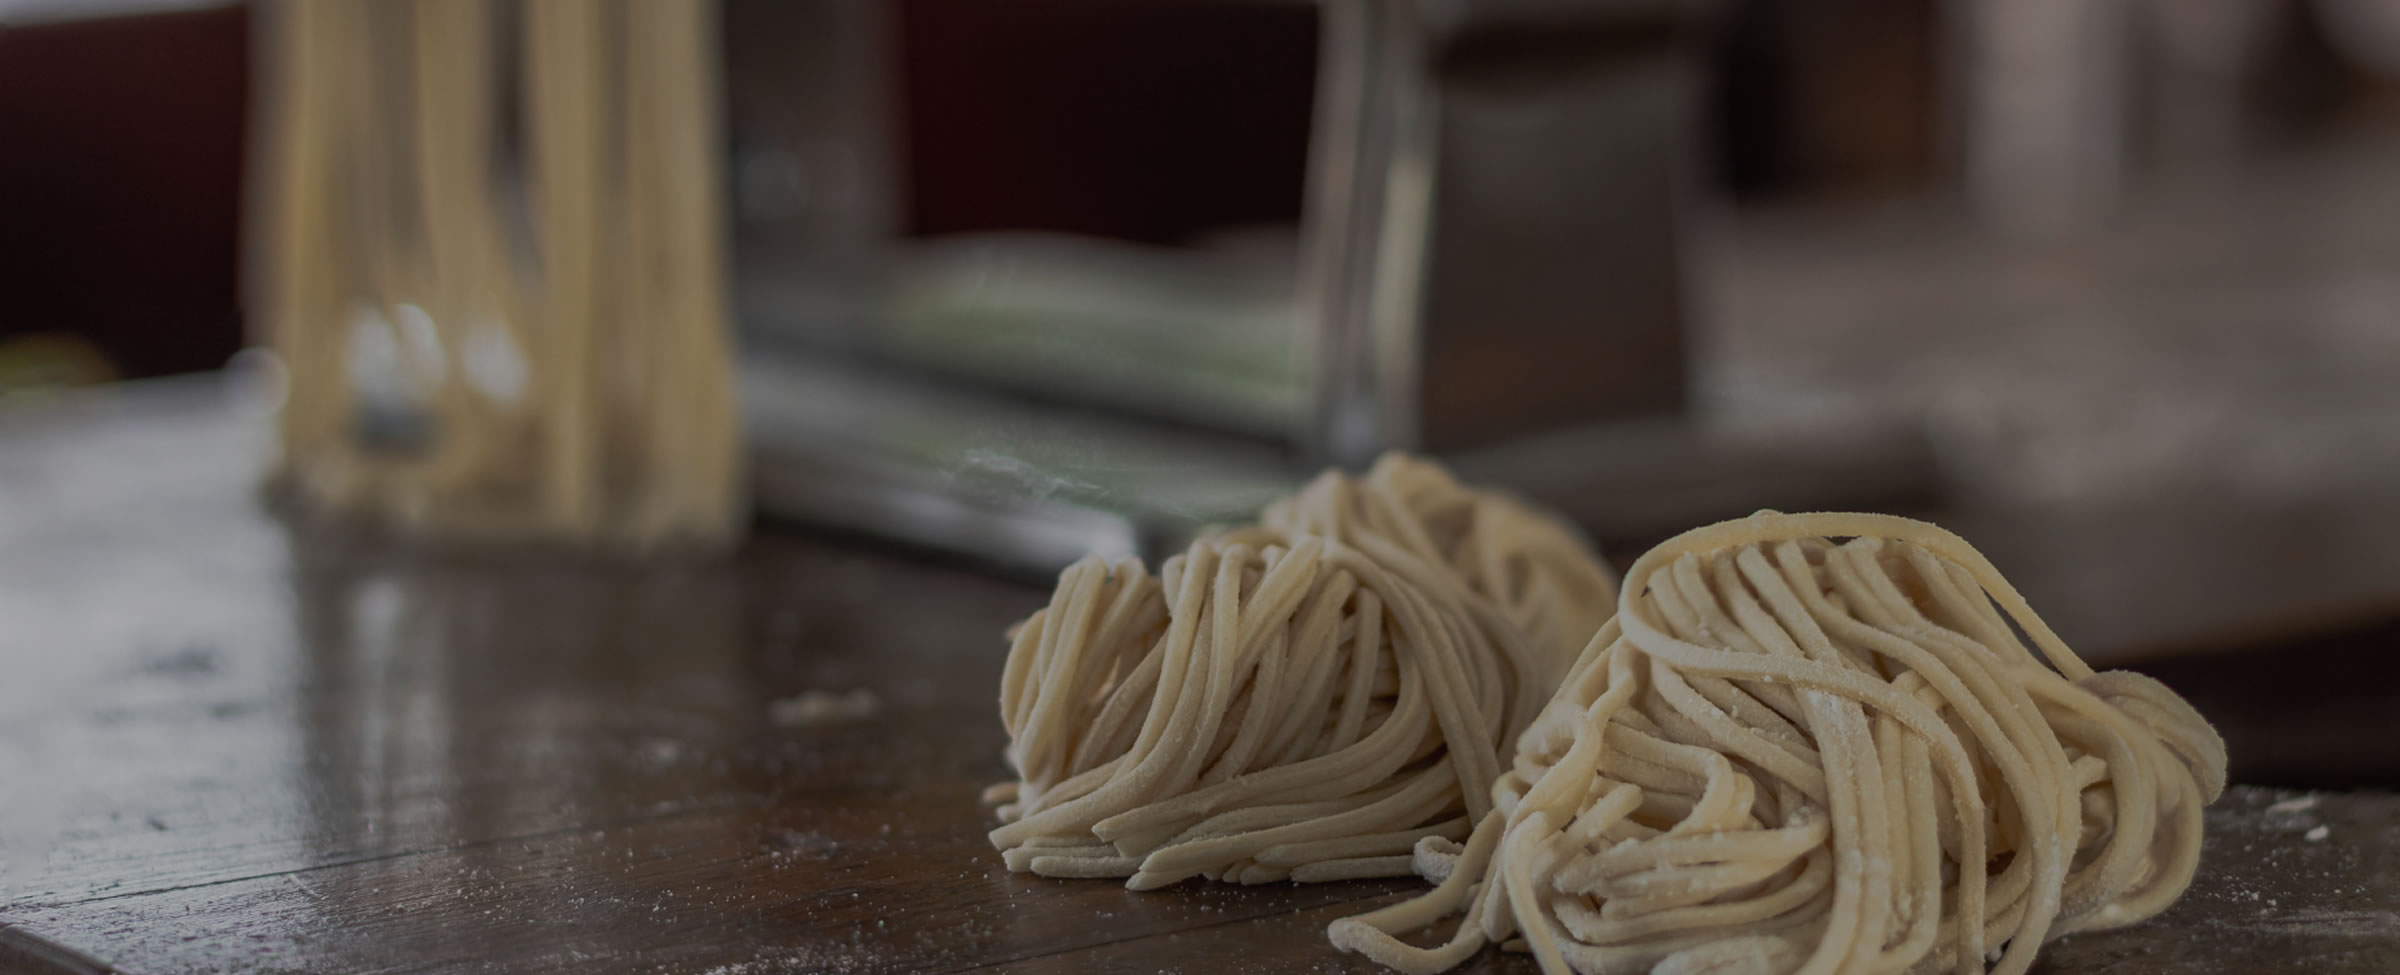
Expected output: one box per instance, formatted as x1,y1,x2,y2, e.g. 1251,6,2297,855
1329,511,2226,975
988,454,1617,887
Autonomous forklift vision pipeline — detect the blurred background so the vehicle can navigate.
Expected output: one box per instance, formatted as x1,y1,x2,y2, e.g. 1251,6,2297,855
8,5,2400,968
5,0,2400,778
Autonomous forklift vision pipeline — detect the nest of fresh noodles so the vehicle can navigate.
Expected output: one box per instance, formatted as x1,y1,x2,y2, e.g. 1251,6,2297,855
985,454,1617,887
1330,512,2227,975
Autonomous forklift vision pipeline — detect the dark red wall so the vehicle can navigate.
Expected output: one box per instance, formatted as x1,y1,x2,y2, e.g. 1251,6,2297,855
0,5,250,379
893,0,1318,245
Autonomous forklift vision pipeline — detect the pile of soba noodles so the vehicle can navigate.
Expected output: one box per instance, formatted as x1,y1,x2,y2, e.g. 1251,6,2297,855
986,454,1616,888
1329,511,2226,975
987,459,2224,975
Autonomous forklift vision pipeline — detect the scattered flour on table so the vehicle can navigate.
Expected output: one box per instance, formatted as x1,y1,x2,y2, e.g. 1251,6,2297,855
699,946,875,975
772,688,881,726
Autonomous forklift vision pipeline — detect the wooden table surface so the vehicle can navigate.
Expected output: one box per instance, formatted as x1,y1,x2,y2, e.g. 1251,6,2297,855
5,379,2400,974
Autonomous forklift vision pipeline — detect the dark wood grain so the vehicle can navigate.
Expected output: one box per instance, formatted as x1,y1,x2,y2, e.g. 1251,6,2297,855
0,380,1417,974
5,378,2400,973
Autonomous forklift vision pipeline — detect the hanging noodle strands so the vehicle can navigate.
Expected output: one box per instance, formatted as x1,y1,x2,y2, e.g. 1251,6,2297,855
249,0,741,549
988,454,1617,888
1329,510,2226,975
